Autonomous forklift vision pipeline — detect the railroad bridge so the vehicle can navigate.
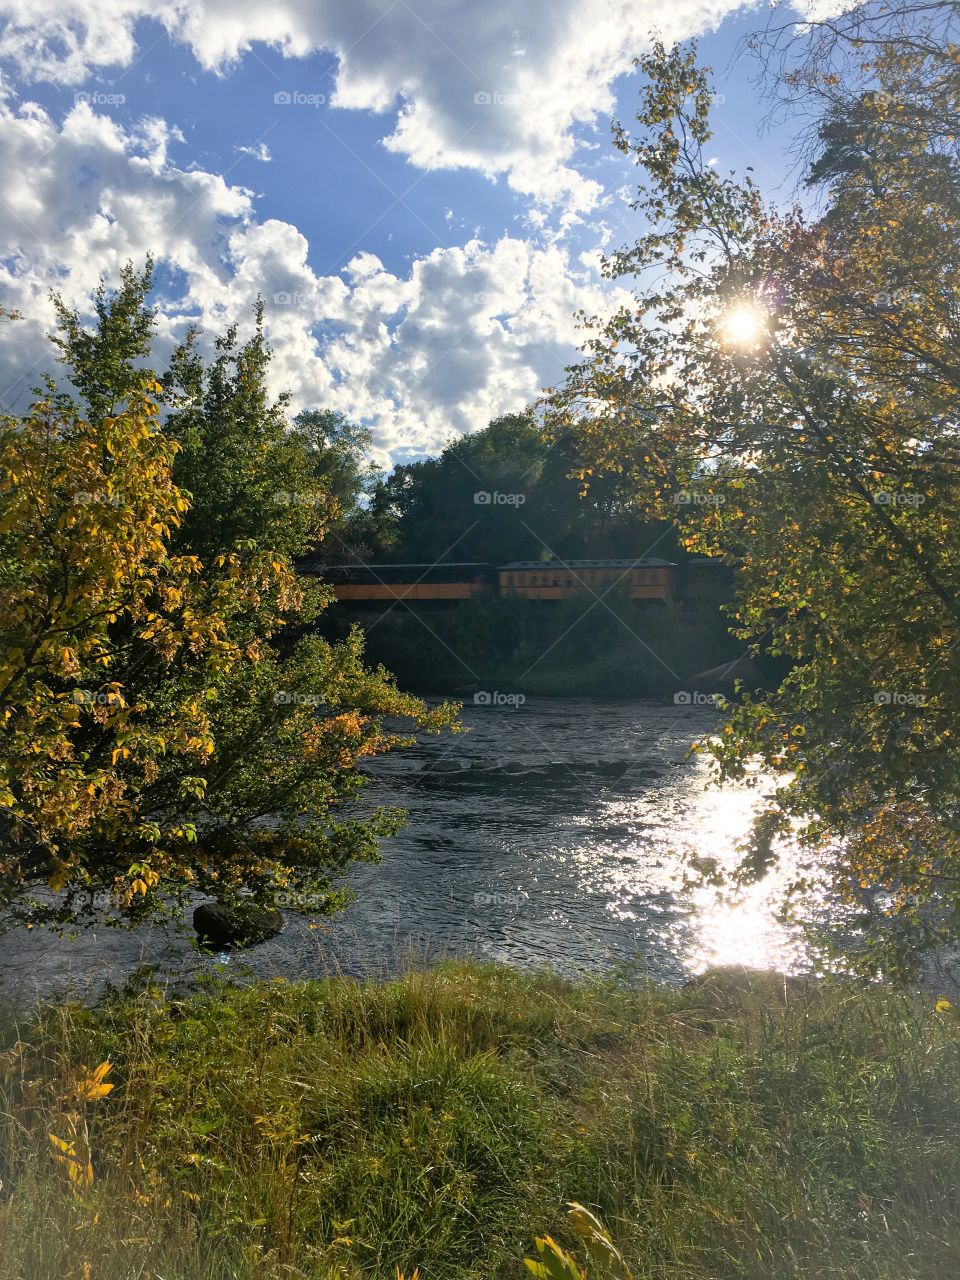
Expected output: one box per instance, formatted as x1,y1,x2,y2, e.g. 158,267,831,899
297,558,679,603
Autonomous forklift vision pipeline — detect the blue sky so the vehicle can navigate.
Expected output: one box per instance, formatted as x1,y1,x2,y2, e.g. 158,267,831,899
0,0,812,462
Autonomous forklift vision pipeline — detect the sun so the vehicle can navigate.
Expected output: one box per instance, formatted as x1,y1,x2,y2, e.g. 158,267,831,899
720,302,767,348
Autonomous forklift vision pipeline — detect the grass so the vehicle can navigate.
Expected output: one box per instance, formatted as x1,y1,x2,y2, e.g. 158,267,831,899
1,962,959,1279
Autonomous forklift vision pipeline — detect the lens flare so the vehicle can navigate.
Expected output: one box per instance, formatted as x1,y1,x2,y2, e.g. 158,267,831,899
721,303,767,348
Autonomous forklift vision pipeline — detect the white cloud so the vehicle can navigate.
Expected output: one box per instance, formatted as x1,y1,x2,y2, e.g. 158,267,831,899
315,237,627,460
0,93,629,462
0,0,792,459
0,0,760,215
235,141,272,162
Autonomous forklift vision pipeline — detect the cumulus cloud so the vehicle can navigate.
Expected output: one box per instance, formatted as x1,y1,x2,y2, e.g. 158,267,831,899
0,95,250,403
314,237,627,459
0,93,629,461
0,0,759,215
0,0,789,457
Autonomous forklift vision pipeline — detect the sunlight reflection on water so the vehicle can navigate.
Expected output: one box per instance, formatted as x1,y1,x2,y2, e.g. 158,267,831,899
575,749,819,977
683,764,808,973
0,701,832,1005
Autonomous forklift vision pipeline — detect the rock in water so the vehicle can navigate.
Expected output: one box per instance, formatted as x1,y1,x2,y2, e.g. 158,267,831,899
193,901,284,949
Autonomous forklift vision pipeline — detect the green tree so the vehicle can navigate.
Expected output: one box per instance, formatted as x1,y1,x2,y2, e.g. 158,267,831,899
0,267,457,931
161,309,322,562
369,413,676,568
290,408,385,562
378,414,545,566
548,33,960,979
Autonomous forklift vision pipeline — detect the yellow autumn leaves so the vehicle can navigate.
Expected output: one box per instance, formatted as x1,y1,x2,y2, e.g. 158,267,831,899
526,1202,634,1280
48,1061,114,1197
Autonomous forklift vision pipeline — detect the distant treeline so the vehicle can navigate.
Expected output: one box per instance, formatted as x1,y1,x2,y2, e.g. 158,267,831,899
333,587,742,697
310,413,746,696
314,412,683,569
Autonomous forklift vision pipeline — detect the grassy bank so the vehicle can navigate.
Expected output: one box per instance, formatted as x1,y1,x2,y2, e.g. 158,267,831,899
2,963,959,1279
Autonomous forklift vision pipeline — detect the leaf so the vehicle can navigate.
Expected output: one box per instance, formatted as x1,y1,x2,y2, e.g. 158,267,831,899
524,1236,583,1280
49,1132,94,1192
76,1061,114,1101
48,865,71,894
566,1202,633,1279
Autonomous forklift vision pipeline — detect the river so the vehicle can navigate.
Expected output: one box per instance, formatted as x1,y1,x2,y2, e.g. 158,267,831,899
0,699,825,1008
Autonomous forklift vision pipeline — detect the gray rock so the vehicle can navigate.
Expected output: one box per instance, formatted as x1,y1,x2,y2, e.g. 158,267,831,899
193,901,284,949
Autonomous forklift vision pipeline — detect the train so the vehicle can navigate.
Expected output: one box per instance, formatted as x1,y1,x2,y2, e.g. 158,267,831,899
296,556,720,603
498,558,673,600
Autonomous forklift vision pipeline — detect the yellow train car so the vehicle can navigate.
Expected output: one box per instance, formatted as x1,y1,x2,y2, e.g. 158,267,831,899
498,558,674,601
298,562,495,603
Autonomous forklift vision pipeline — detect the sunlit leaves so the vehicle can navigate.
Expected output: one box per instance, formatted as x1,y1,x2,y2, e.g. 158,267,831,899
524,1236,584,1280
47,1061,114,1197
48,1131,94,1194
74,1061,114,1103
567,1201,634,1279
548,33,960,979
0,273,457,930
524,1203,634,1280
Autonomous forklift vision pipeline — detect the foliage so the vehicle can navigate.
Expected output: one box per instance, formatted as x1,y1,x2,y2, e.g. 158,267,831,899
337,586,739,697
159,306,324,563
547,27,960,979
47,1061,113,1197
525,1203,634,1279
525,1233,584,1280
0,265,457,930
369,413,675,567
3,963,960,1278
373,413,546,565
291,408,385,563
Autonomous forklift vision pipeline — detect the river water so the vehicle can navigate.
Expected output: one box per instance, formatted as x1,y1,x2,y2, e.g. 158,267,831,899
0,699,823,1008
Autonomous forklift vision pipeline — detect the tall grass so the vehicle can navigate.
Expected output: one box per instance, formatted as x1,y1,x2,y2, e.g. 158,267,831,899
1,963,959,1279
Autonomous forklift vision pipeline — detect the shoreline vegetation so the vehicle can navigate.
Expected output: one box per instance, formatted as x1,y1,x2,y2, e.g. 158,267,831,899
319,589,758,700
3,962,960,1280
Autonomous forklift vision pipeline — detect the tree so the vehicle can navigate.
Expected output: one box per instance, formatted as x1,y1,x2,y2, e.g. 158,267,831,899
290,408,385,563
548,33,960,979
160,308,323,563
367,413,676,568
374,414,545,566
0,268,457,931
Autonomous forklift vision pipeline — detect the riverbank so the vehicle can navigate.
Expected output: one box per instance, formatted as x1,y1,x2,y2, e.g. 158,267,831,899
3,962,959,1279
319,591,748,697
0,702,824,1007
